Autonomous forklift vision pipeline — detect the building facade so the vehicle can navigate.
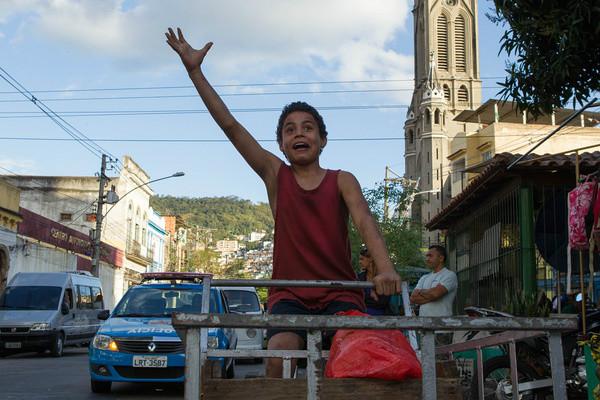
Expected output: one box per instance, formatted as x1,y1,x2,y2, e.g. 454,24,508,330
0,180,22,291
147,207,166,273
2,155,154,306
404,0,482,244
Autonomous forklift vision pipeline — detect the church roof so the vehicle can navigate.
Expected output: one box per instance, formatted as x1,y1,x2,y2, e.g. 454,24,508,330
454,99,600,127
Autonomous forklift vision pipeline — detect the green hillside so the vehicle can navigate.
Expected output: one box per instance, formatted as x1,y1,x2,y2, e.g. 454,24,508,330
150,195,273,240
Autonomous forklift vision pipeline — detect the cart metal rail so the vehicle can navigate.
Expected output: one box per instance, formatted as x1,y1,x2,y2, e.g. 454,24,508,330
167,275,577,400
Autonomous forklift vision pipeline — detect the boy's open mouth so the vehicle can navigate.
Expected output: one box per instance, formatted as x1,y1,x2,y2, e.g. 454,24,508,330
292,142,309,150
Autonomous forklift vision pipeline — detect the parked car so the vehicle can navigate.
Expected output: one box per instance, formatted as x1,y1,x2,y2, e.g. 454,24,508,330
0,271,106,357
88,272,237,393
220,286,264,361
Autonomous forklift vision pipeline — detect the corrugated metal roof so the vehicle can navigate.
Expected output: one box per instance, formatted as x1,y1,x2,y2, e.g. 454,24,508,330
426,152,600,230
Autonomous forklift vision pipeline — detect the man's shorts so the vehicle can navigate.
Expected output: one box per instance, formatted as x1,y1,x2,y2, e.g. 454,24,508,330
266,299,362,348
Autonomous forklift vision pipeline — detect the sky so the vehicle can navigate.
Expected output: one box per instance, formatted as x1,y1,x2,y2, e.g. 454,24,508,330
0,0,509,204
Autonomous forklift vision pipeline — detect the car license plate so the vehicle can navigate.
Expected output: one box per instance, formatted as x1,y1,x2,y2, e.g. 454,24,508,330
132,355,167,368
5,342,21,349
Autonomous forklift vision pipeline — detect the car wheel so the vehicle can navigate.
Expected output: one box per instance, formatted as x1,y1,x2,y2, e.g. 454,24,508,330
51,332,64,357
90,379,112,393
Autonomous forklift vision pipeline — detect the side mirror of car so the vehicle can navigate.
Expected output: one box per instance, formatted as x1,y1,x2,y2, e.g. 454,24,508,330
60,303,69,315
97,310,110,320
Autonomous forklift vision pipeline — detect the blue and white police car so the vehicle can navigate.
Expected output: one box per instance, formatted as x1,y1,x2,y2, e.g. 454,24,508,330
89,273,236,393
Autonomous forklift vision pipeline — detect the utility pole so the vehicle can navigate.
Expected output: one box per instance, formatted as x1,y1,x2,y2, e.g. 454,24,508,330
383,166,409,221
91,154,108,277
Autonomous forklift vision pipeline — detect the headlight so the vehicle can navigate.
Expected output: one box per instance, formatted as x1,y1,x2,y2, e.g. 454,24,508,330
30,323,51,331
246,328,257,338
207,336,219,349
92,334,119,351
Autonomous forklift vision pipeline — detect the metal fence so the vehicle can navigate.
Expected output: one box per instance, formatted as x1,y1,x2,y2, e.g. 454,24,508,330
448,185,521,310
170,277,577,400
447,181,591,311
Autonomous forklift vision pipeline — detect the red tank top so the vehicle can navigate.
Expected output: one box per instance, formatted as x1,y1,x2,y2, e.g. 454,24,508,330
268,164,365,311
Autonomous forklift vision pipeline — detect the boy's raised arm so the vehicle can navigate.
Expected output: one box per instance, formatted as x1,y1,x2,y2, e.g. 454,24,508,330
165,28,281,182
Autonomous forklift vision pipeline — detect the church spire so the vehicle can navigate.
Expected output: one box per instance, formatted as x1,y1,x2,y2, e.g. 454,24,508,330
422,51,444,103
425,51,440,92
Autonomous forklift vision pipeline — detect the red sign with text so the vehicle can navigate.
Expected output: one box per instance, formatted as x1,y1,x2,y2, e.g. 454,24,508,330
18,208,123,268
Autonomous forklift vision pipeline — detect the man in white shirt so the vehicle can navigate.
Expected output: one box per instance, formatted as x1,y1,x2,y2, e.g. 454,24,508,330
410,245,457,317
410,245,457,346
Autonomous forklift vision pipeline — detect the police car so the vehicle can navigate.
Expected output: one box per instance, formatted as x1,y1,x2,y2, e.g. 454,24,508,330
88,273,236,393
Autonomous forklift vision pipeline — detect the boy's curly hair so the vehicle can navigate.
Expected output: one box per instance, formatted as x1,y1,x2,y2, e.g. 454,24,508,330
276,101,328,144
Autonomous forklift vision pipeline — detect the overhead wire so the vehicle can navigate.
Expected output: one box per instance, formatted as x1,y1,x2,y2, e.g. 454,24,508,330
0,86,504,103
0,66,125,172
0,67,104,159
0,76,507,95
0,104,410,118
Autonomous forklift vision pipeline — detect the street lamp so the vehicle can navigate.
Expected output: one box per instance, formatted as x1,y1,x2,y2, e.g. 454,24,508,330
399,189,440,220
103,171,185,218
91,171,185,276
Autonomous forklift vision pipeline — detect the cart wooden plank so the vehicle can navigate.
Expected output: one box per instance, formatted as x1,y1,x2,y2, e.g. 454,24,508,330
203,378,462,399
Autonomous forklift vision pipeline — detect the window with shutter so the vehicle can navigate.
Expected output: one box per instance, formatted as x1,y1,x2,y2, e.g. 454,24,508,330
437,14,448,70
455,15,466,72
458,86,469,103
443,85,450,101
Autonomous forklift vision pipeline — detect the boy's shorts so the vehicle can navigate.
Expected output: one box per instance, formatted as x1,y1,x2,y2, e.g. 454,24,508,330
266,299,362,348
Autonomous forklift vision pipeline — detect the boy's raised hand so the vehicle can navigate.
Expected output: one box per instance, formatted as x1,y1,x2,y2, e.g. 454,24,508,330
165,27,212,74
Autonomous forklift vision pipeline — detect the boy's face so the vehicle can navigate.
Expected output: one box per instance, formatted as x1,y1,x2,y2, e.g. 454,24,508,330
278,111,326,165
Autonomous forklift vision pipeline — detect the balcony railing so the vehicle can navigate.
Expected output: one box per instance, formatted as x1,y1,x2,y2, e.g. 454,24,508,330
126,239,151,265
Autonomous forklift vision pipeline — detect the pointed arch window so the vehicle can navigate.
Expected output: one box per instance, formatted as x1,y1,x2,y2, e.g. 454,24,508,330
434,109,440,124
126,202,133,242
135,208,141,242
437,14,448,70
408,129,414,144
458,85,469,103
455,15,466,72
425,109,431,125
142,212,148,247
443,84,451,101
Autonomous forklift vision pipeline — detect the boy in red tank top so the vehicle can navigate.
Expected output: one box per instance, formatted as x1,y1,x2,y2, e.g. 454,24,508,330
166,28,402,378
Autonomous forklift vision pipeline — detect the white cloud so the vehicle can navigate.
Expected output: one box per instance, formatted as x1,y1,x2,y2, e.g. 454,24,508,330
0,0,39,23
1,0,413,92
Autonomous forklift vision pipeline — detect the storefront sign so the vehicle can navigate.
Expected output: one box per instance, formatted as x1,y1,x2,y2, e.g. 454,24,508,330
18,208,123,267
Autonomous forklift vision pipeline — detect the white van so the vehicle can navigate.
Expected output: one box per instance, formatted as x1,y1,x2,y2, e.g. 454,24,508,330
0,272,106,357
220,286,264,360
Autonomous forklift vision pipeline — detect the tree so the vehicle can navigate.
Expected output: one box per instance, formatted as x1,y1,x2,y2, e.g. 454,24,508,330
223,258,251,278
186,248,223,275
349,180,424,273
489,0,600,116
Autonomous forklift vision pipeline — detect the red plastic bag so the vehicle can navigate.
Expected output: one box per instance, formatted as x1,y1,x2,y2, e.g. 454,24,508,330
324,310,422,380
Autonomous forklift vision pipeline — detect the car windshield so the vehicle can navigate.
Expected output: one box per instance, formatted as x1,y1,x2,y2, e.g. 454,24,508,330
111,287,218,318
223,290,260,313
0,286,62,310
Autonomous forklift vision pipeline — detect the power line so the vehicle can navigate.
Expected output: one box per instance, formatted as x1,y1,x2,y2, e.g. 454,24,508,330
0,77,506,95
0,104,410,118
0,66,121,165
0,130,587,143
0,86,504,103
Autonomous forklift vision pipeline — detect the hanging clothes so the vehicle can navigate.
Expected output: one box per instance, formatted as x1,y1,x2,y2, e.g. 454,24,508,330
568,176,598,250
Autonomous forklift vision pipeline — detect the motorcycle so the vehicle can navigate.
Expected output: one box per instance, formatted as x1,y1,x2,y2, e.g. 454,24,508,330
468,305,600,399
